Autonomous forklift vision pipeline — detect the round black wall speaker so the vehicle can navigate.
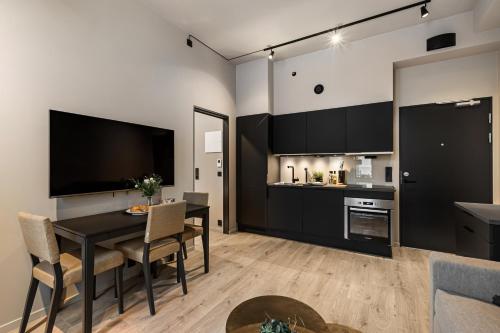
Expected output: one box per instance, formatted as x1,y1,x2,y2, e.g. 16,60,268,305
314,84,324,94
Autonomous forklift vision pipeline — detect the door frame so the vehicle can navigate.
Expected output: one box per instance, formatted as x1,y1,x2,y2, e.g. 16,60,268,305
193,106,230,234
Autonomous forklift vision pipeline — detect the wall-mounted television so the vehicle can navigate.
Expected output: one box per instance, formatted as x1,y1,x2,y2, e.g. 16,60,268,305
50,110,174,197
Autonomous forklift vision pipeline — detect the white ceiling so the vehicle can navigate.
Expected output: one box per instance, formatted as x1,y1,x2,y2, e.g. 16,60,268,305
144,0,478,63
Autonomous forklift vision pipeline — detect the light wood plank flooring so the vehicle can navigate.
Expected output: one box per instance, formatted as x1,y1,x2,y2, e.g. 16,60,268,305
20,231,430,333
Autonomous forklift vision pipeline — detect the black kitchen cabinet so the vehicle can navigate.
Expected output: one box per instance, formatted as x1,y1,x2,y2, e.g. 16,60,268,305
306,108,346,154
302,188,344,239
346,101,393,153
267,187,302,233
237,114,272,229
455,208,500,261
273,113,307,154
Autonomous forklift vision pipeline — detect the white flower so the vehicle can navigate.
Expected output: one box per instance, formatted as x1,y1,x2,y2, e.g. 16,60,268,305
150,177,154,181
135,184,138,188
144,179,150,184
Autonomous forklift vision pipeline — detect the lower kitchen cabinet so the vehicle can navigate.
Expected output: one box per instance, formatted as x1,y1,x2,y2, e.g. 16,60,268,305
267,187,303,233
455,208,500,261
302,189,344,239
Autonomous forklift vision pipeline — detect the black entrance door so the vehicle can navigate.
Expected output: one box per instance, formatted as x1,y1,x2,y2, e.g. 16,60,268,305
400,97,492,253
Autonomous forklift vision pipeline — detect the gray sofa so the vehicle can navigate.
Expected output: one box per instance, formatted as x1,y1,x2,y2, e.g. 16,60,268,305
430,252,500,333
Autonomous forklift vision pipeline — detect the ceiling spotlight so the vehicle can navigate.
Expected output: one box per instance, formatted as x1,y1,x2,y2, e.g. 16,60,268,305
330,30,343,46
421,4,429,18
268,50,275,60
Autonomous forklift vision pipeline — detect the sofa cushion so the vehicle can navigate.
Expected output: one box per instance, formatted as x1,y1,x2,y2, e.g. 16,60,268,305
434,289,500,333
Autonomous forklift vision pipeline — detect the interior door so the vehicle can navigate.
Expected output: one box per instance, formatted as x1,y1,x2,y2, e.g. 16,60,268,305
194,111,224,230
400,98,492,253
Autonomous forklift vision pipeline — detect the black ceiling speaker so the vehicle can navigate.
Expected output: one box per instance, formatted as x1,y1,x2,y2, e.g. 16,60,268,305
314,84,324,94
427,33,456,52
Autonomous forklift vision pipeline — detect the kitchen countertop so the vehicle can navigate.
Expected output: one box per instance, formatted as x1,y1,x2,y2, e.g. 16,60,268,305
268,183,396,192
455,202,500,226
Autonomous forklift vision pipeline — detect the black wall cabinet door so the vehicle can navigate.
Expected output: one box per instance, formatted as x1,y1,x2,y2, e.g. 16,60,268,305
267,187,302,233
346,101,393,153
302,189,344,239
306,108,346,154
273,113,307,154
237,114,270,229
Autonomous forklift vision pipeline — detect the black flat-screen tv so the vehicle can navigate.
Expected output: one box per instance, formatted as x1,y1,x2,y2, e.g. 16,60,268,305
50,110,174,197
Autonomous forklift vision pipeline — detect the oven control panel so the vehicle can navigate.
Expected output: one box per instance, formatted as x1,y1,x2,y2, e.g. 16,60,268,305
344,197,394,210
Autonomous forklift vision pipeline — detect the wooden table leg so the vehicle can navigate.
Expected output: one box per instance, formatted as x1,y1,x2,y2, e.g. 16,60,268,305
202,211,209,273
81,239,95,333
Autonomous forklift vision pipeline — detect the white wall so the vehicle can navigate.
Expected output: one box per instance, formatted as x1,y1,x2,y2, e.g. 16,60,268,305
236,58,273,116
273,11,500,114
0,0,236,330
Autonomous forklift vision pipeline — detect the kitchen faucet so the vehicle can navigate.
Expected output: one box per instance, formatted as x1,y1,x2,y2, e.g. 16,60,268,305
287,166,299,183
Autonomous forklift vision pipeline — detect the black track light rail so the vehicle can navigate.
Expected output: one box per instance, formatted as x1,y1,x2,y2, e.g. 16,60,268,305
261,0,431,52
188,34,230,61
188,0,431,62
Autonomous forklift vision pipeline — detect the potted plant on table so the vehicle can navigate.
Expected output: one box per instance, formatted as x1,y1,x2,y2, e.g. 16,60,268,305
131,174,163,206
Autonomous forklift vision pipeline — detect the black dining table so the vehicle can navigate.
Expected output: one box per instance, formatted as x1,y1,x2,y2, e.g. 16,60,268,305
53,203,210,333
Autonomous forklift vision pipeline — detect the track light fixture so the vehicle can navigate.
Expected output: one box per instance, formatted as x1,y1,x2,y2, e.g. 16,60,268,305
187,1,432,62
421,4,429,18
330,29,343,46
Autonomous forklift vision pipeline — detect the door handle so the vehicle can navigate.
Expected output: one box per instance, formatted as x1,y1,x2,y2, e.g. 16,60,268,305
401,171,416,184
195,168,199,180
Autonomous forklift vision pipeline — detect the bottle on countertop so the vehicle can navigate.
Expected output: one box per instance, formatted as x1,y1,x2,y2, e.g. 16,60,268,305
328,171,334,185
333,171,338,185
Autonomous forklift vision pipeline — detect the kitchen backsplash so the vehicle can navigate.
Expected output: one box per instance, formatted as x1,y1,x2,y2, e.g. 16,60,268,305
279,155,394,186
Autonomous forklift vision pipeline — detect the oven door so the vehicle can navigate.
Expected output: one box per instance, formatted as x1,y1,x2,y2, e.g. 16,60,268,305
347,207,390,244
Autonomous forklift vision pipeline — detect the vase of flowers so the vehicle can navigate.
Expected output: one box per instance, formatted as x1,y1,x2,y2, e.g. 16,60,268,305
131,174,163,206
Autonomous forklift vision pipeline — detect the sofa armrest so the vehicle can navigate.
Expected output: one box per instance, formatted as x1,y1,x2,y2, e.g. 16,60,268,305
429,252,500,331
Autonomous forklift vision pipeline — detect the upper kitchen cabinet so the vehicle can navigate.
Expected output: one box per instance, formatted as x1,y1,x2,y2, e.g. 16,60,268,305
346,101,393,153
273,113,307,154
306,108,346,154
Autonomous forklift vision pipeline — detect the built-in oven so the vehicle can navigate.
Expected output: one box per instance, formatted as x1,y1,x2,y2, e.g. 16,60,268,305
344,197,394,244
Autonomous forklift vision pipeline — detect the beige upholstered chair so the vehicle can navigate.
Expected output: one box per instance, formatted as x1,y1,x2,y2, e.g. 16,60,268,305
18,212,125,333
181,192,209,271
115,201,188,316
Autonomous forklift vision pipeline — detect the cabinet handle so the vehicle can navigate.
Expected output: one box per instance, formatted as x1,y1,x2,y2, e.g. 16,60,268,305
463,225,474,233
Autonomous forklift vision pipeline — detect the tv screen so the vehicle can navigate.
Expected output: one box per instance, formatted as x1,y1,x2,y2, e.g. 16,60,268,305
50,110,174,197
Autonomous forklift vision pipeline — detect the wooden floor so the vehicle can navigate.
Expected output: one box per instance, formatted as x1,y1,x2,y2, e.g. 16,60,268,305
21,231,430,333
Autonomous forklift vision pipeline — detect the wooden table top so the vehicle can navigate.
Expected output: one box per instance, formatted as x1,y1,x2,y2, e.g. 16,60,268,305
226,295,331,333
53,203,209,238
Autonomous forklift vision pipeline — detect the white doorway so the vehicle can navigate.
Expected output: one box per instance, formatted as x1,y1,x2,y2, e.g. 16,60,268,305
193,107,229,233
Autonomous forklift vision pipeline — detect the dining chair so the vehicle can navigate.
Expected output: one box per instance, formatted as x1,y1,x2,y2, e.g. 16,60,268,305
18,212,125,333
115,201,188,316
181,192,209,268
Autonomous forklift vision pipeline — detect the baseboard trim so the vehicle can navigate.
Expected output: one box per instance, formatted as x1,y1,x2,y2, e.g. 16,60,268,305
0,307,46,333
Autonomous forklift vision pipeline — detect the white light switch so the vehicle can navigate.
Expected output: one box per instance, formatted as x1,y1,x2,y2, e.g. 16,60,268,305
217,159,222,168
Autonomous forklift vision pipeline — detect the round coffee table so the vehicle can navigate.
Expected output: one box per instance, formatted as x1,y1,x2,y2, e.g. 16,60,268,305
226,296,331,333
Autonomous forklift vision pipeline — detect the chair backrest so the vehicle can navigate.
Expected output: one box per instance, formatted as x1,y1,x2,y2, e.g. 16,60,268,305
183,192,209,206
145,201,187,243
18,212,60,264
